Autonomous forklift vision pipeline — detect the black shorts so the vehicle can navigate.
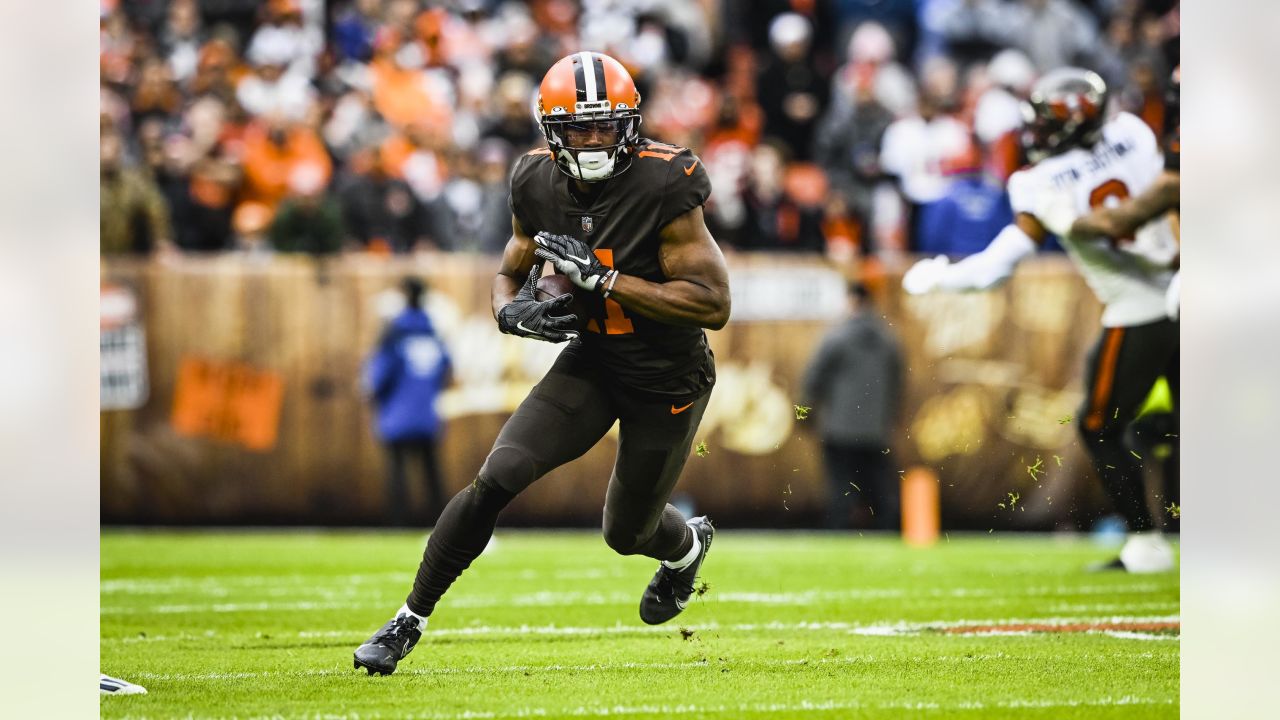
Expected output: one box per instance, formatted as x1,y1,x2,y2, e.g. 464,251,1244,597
480,347,712,505
1079,317,1179,434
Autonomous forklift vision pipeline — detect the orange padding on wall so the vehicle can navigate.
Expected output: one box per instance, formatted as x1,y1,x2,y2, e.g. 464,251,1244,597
171,356,283,452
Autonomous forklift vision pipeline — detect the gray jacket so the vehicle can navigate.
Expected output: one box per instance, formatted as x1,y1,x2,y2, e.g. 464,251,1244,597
801,313,903,445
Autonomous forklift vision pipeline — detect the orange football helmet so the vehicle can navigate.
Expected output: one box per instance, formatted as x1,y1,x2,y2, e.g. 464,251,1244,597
536,51,642,182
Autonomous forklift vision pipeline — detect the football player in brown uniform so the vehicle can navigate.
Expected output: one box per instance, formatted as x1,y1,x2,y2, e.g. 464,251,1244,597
354,51,731,675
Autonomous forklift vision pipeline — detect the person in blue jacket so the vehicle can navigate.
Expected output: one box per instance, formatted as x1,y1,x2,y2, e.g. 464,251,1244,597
914,158,1015,256
364,277,452,526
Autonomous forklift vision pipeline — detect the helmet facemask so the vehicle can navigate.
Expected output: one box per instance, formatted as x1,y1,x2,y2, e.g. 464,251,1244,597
1019,68,1108,163
540,111,641,182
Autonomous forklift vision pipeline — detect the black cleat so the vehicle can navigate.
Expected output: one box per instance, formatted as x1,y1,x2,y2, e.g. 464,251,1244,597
353,614,423,676
639,516,714,625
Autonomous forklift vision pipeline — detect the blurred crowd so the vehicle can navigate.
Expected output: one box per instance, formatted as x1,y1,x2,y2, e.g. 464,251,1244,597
100,0,1179,261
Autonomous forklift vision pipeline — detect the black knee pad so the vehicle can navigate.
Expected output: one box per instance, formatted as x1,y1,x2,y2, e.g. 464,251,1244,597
477,445,538,495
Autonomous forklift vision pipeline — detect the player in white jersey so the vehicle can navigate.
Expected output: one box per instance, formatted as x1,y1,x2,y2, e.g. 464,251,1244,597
903,68,1178,573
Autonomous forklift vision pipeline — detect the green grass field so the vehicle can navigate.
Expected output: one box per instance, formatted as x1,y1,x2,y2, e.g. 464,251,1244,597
101,531,1178,719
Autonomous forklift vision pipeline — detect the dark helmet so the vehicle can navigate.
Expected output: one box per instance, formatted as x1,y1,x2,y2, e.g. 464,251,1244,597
1020,68,1108,163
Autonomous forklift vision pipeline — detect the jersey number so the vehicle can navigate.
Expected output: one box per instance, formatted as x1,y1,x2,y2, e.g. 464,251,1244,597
1088,179,1134,247
636,141,684,162
587,249,634,335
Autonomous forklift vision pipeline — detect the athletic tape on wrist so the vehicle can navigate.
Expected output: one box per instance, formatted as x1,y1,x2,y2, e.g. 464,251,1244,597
601,269,619,299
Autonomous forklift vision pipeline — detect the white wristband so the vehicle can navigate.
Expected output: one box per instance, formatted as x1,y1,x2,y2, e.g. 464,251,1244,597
601,270,620,299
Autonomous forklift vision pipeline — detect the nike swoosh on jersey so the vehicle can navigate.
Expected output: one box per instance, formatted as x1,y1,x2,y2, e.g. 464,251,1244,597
683,160,699,176
671,401,695,415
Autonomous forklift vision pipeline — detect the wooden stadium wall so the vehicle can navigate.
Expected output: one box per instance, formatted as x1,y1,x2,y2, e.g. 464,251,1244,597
100,254,1126,529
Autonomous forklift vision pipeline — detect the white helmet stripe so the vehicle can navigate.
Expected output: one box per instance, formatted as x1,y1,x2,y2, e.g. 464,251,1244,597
578,51,598,103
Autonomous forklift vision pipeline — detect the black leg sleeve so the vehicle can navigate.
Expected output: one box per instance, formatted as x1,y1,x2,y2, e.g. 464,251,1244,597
1077,320,1178,532
405,476,514,617
405,353,617,617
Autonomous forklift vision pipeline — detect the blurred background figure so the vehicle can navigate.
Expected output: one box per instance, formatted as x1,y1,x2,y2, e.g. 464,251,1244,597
363,277,452,527
914,141,1014,256
801,282,903,530
269,162,345,255
337,143,429,254
101,126,174,256
756,13,828,163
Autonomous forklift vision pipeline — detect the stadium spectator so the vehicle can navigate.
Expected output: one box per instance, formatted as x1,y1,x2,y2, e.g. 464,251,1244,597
915,145,1015,256
268,164,346,255
189,35,247,107
801,282,903,530
973,49,1038,181
824,22,917,124
740,143,826,252
379,117,451,208
173,96,244,252
363,277,452,526
130,57,183,128
879,56,970,250
756,13,829,162
245,0,320,80
332,0,383,63
158,0,204,87
433,140,512,254
96,0,1175,257
935,0,1098,73
1014,0,1100,72
101,128,174,256
338,144,429,254
368,28,453,130
814,52,897,253
236,30,316,122
239,115,332,216
479,72,543,152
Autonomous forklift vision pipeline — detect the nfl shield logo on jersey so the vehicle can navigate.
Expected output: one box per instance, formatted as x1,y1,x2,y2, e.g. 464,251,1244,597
581,215,594,233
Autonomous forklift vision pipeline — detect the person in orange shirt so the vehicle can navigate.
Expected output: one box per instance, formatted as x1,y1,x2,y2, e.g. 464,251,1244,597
238,115,332,216
368,28,452,130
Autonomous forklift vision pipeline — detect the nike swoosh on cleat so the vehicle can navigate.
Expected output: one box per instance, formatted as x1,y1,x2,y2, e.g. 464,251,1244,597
671,401,695,415
684,160,699,175
674,598,687,610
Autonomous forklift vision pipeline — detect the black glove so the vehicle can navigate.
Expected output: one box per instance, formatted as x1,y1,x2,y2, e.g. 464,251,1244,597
532,231,614,292
496,265,580,342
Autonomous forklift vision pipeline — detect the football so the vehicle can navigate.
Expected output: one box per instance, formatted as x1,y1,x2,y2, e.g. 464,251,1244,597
536,272,591,332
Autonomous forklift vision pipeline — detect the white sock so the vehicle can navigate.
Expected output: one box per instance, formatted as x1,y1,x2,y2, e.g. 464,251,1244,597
662,529,701,570
397,604,428,631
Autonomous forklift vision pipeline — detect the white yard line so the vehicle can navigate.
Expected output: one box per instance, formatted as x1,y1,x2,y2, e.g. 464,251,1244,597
104,615,1179,645
133,652,1168,683
100,582,1174,614
108,686,1175,719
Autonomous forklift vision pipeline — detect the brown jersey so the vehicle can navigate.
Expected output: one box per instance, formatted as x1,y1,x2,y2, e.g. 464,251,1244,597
508,138,715,400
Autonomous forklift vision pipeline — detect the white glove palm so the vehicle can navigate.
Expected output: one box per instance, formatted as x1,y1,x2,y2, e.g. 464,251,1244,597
1165,270,1180,321
902,255,952,295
